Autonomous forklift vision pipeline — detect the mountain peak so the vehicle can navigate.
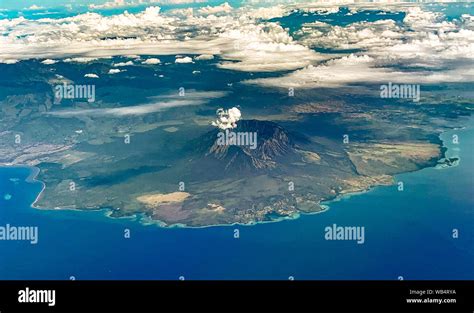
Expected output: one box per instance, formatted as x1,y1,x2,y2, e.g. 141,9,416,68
203,119,294,171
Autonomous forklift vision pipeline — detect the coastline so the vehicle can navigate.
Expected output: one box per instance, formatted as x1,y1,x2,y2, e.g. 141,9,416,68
0,164,46,209
320,123,471,210
0,124,468,229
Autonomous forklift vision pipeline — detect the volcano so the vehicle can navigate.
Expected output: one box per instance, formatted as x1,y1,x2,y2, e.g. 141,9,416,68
192,120,300,174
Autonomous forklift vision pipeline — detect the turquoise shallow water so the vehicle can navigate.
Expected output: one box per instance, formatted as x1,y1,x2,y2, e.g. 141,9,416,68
0,125,472,280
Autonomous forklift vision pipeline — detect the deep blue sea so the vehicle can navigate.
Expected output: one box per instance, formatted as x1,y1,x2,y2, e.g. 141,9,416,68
0,125,472,280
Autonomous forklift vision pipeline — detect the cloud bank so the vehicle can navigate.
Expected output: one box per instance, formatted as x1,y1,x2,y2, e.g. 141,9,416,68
0,4,322,72
246,6,474,88
1,3,473,88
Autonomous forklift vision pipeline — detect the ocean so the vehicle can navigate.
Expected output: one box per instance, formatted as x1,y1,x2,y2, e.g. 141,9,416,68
0,125,472,280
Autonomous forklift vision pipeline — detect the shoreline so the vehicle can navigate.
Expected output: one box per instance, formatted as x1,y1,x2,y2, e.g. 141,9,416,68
0,165,46,209
0,124,469,229
319,123,471,209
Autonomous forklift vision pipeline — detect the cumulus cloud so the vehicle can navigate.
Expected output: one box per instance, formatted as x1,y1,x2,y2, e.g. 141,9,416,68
41,59,57,65
0,59,19,64
212,107,241,130
89,0,206,10
1,2,472,84
89,0,128,9
195,54,214,60
84,73,100,78
108,68,123,74
295,19,404,51
216,20,328,71
246,6,474,87
113,61,134,66
244,5,286,19
0,5,322,72
198,2,232,15
175,56,193,63
141,57,161,64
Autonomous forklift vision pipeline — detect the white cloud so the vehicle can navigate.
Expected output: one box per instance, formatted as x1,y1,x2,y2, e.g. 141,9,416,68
84,73,100,78
0,59,19,64
24,5,44,10
244,5,286,19
0,5,321,72
1,3,472,83
47,90,226,117
216,21,327,72
89,0,127,9
295,19,404,51
113,61,134,66
141,57,161,64
195,54,214,60
175,56,193,63
212,107,241,130
41,59,57,65
108,68,123,74
246,54,474,89
198,2,232,15
245,6,474,87
89,0,207,9
49,100,195,116
64,57,100,63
